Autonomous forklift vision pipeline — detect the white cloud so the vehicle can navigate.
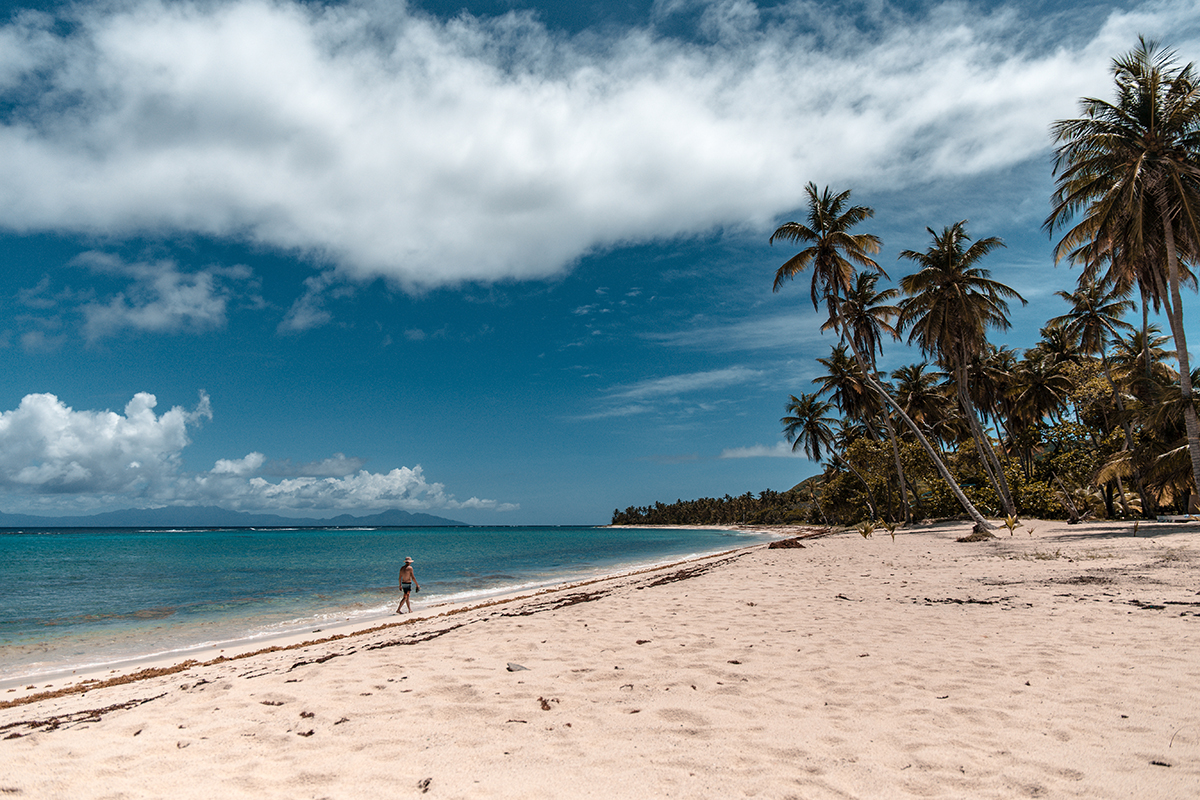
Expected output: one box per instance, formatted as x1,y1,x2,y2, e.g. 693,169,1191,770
278,271,338,333
75,252,255,340
0,391,513,514
0,391,211,494
211,451,266,475
0,0,1194,297
180,465,518,512
580,365,765,419
720,441,804,458
606,366,765,400
645,310,828,352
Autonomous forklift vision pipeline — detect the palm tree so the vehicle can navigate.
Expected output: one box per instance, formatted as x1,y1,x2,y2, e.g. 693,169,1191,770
830,420,882,520
1047,37,1200,505
813,344,880,437
891,363,951,444
1009,353,1073,428
1110,325,1177,396
1050,279,1142,515
1029,323,1084,368
898,221,1026,518
772,187,995,531
771,182,885,310
823,271,912,522
1049,280,1136,360
968,344,1020,447
781,393,836,462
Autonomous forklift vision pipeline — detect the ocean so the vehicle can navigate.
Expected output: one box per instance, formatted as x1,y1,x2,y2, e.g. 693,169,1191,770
0,525,772,684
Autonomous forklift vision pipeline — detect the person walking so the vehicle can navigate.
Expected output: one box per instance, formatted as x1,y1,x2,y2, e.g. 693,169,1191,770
396,557,420,614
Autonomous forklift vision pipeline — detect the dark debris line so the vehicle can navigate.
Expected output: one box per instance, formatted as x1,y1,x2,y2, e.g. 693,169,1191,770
1,694,167,739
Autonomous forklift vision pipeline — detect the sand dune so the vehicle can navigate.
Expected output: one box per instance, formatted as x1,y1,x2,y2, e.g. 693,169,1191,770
3,519,1199,798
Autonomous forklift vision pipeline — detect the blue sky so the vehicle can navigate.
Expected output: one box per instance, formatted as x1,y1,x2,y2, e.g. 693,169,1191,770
0,0,1198,524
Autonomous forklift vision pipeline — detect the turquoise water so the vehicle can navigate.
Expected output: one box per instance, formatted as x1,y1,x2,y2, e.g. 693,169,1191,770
0,525,769,682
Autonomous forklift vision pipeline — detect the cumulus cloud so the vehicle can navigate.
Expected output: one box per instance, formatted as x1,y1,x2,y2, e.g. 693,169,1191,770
211,451,266,475
0,391,211,494
0,391,513,513
181,464,518,512
0,0,1193,297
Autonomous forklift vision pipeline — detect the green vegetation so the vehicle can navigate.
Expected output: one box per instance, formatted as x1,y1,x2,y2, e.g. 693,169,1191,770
611,489,807,526
613,38,1200,530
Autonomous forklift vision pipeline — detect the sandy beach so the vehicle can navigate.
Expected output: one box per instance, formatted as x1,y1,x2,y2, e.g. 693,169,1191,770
3,518,1199,798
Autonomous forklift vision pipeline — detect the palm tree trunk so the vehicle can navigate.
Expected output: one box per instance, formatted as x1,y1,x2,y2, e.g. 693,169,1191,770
1114,472,1132,518
1102,356,1150,518
882,409,913,524
955,360,1017,517
842,337,994,531
839,456,879,520
810,481,830,524
1160,216,1200,504
1141,286,1151,381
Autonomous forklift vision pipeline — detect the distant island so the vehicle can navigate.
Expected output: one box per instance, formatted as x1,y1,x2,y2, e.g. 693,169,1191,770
0,506,465,528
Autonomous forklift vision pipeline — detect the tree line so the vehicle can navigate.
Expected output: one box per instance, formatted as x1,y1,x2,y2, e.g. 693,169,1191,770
612,489,805,526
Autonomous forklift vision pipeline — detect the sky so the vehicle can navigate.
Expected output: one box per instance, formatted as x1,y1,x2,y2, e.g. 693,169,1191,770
0,0,1198,525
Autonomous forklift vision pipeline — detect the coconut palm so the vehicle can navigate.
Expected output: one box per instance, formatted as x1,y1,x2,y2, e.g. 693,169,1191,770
1049,280,1136,360
823,271,912,522
898,221,1026,517
829,420,882,520
781,393,836,462
1110,325,1177,396
891,363,950,443
1047,37,1200,503
1029,324,1084,368
1008,353,1073,428
968,344,1019,442
813,344,880,436
1050,279,1142,515
773,188,994,531
770,182,886,312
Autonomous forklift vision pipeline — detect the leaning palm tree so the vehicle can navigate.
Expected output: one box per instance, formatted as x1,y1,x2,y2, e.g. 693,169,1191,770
823,271,913,522
898,221,1026,518
1047,37,1200,504
892,363,951,445
772,187,994,531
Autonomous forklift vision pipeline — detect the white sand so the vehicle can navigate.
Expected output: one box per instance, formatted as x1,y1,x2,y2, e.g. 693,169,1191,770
2,519,1199,798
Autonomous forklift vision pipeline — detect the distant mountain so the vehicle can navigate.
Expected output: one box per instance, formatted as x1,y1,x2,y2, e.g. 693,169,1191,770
0,506,465,528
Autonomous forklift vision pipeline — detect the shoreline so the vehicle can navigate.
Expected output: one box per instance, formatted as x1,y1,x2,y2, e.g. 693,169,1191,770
5,518,1196,798
2,525,793,692
1,531,810,708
